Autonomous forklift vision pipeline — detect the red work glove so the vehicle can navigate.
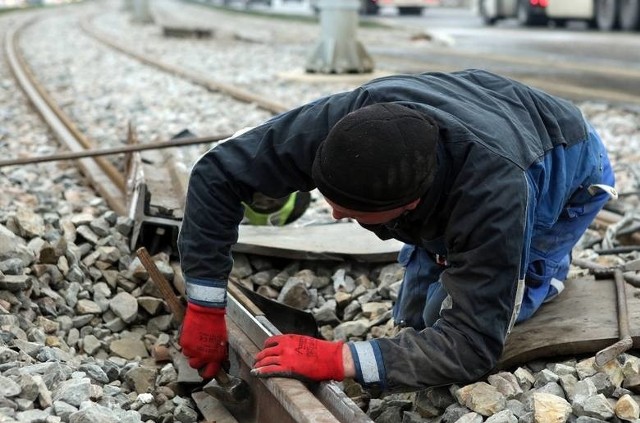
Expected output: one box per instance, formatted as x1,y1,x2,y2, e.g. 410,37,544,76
251,334,344,382
179,303,228,379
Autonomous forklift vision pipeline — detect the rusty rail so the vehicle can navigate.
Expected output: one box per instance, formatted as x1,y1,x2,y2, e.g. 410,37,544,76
5,18,127,215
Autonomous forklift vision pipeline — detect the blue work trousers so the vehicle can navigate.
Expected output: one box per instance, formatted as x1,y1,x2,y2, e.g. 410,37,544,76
393,126,615,329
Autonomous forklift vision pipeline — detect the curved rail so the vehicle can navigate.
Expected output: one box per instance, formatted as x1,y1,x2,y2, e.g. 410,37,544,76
79,16,290,116
5,18,128,215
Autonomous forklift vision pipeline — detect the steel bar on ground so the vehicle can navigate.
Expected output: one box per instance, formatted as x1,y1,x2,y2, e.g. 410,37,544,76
0,134,231,167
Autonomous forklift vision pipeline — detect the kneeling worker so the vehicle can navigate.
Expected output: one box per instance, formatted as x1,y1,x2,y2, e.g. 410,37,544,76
177,69,616,392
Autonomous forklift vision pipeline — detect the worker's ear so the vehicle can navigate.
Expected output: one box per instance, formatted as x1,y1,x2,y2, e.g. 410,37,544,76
404,198,421,211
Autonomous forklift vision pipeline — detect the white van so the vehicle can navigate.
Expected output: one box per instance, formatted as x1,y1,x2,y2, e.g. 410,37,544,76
476,0,640,31
312,0,441,15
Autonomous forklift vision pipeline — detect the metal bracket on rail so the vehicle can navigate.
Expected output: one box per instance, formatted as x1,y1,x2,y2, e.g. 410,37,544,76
126,124,189,257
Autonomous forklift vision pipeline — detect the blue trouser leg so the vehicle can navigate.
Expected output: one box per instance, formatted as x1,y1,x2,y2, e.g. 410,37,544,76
394,124,615,329
518,125,615,322
393,245,445,330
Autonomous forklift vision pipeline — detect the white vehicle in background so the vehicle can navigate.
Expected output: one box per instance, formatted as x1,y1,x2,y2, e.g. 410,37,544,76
476,0,640,31
311,0,441,16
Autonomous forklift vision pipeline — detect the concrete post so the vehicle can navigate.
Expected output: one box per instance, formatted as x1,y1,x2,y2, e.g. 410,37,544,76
305,0,374,74
132,0,154,24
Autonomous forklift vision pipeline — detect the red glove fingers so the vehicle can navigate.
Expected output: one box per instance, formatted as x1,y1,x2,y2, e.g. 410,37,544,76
179,303,228,379
251,334,344,382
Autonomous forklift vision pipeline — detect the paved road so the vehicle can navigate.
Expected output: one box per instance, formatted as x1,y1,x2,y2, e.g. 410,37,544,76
361,6,640,106
220,1,640,105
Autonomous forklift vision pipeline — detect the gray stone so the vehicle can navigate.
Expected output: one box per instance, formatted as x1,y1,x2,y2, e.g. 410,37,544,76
52,377,91,407
342,300,361,321
78,363,109,384
505,399,527,418
53,401,78,421
514,367,536,390
11,209,45,238
573,394,615,420
173,403,198,423
0,375,21,397
332,319,370,341
374,405,404,423
15,408,51,422
426,386,457,410
454,412,483,423
82,335,101,355
229,253,252,279
0,346,20,363
535,369,560,388
454,382,507,417
69,404,119,423
586,372,616,397
442,404,471,423
75,299,102,315
277,277,312,310
535,381,566,400
137,297,163,315
402,411,429,423
0,258,25,275
115,217,133,236
109,292,138,323
109,338,148,360
75,226,99,245
124,366,156,394
488,372,523,399
332,268,356,293
0,274,30,292
137,403,159,421
89,218,110,237
18,373,39,401
485,409,517,423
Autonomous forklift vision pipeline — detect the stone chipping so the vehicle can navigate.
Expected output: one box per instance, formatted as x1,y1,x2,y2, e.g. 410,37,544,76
1,1,640,423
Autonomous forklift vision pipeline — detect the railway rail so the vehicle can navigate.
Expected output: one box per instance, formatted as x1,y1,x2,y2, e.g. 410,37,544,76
5,12,373,423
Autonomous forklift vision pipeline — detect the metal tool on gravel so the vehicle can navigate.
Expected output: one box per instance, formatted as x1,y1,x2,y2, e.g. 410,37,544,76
136,247,251,405
573,257,640,366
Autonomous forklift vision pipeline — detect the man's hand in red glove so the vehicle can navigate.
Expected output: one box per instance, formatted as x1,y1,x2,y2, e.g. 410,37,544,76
251,334,344,382
179,303,228,379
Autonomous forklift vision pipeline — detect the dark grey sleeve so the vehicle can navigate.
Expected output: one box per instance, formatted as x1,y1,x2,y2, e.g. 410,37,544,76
352,144,529,391
177,87,375,305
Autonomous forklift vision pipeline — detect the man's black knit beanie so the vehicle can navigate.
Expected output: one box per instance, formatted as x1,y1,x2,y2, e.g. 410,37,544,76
312,103,439,212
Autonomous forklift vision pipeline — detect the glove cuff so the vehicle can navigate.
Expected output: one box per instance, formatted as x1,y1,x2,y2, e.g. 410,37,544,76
328,340,346,381
187,302,226,315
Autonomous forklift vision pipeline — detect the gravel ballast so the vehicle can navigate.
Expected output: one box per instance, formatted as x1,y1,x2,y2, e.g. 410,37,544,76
1,2,640,423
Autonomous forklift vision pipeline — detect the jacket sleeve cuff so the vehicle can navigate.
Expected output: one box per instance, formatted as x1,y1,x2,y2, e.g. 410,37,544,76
185,276,227,308
347,340,387,390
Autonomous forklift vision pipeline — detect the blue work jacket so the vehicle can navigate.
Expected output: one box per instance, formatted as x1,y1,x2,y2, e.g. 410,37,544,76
178,69,601,391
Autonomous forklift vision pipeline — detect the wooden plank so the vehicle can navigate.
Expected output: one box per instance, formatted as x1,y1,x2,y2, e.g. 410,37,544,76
235,222,403,262
499,275,640,369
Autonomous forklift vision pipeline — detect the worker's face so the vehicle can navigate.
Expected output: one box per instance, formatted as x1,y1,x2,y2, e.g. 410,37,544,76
325,198,420,225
